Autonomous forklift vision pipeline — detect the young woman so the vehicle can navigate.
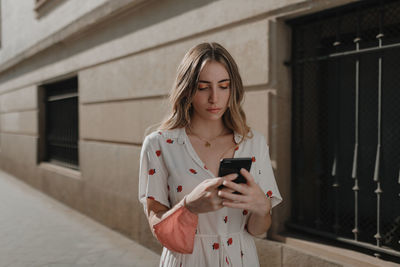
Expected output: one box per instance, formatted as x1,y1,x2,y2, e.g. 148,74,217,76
139,42,282,267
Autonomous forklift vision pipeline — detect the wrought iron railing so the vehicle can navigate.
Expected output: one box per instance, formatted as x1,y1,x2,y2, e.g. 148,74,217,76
43,77,79,170
287,0,400,262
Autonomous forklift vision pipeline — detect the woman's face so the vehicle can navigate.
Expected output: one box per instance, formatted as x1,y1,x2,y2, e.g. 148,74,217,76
191,60,231,122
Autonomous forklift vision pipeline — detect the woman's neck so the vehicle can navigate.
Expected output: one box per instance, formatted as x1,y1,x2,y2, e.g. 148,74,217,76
188,116,228,139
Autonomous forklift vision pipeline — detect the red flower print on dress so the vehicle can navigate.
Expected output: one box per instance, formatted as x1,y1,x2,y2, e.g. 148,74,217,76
226,256,229,265
177,185,183,192
167,185,170,191
224,216,228,223
266,190,273,198
189,169,197,174
244,224,248,230
147,196,155,200
234,146,239,151
252,156,256,162
148,169,156,175
158,131,162,135
227,237,233,246
166,139,174,144
204,165,208,170
156,150,161,157
242,210,248,215
212,243,219,250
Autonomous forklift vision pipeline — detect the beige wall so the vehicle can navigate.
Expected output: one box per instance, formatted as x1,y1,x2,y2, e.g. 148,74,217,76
0,0,356,94
2,0,392,266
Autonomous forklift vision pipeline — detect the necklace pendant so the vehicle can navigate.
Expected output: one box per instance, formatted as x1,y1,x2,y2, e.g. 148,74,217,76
205,142,211,147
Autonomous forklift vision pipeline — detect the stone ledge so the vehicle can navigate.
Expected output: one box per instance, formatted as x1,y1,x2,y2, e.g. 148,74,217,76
38,162,81,180
271,234,399,267
35,0,52,11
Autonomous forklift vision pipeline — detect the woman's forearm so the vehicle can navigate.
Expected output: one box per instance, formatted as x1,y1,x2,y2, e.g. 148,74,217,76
147,197,185,234
246,211,271,236
147,196,198,254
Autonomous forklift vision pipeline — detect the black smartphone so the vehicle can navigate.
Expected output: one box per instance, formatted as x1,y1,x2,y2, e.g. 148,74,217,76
218,157,252,190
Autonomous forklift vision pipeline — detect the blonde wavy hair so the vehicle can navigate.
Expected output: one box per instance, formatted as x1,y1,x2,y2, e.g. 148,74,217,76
159,42,251,142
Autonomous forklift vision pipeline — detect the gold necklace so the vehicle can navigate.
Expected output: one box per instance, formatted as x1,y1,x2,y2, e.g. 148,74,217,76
187,126,227,147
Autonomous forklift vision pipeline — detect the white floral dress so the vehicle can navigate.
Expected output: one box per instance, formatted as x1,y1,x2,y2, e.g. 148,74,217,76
139,127,282,267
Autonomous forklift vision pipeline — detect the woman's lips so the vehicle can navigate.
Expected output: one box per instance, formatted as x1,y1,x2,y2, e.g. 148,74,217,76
206,108,221,113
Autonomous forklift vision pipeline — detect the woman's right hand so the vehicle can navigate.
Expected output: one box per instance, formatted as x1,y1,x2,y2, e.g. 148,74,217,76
185,173,238,214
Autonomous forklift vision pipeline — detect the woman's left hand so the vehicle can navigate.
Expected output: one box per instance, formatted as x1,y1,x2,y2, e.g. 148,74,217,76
218,168,271,217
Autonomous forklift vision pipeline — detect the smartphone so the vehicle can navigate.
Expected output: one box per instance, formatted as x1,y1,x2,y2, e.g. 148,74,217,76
218,157,252,190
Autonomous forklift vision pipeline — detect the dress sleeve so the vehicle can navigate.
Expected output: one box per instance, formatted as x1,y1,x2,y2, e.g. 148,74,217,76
138,134,170,213
255,138,283,212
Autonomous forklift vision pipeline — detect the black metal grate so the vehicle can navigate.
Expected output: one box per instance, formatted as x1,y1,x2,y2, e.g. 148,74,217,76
287,0,400,262
43,77,79,170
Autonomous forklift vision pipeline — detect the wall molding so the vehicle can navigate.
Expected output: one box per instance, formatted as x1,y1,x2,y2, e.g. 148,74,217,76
0,0,151,74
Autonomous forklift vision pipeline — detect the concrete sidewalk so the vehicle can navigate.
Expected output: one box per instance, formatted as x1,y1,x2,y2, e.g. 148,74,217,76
0,169,160,267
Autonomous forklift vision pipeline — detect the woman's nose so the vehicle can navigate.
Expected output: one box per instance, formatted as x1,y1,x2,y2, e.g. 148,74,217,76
209,88,218,103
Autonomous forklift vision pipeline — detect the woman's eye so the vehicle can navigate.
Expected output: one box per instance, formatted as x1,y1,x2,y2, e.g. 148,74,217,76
219,83,230,89
198,85,209,90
